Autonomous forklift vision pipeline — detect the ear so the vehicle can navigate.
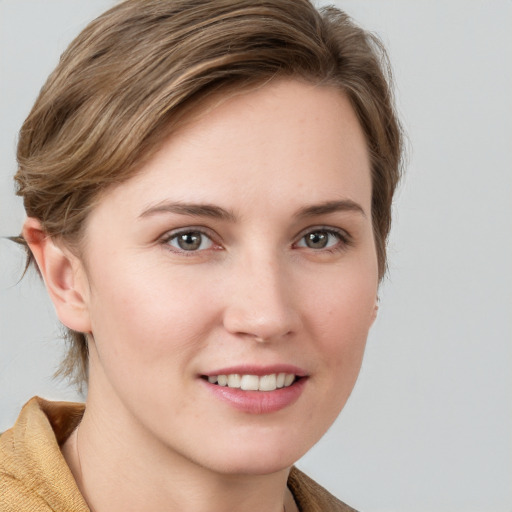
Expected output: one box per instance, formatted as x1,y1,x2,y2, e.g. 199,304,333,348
370,300,379,326
22,217,92,334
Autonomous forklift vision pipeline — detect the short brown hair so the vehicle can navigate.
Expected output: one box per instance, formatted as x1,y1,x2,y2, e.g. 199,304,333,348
13,0,403,387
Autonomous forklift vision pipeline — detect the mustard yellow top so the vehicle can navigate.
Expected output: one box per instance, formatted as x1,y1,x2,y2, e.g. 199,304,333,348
0,397,357,511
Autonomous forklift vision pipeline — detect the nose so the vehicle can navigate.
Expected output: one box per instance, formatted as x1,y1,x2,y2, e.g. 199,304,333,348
222,253,300,343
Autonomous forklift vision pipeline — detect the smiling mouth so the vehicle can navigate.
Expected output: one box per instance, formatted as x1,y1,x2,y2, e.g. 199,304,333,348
202,373,298,391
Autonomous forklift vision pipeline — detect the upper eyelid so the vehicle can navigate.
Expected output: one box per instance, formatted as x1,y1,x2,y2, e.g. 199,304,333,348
160,225,218,241
293,225,351,241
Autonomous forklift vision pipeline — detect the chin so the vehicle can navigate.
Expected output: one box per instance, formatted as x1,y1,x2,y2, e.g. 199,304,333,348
189,431,313,477
207,454,296,477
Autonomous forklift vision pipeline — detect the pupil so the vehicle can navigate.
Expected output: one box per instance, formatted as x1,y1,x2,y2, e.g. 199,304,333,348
178,232,201,250
307,232,327,248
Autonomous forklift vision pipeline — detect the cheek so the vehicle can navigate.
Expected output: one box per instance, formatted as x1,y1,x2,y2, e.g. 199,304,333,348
302,264,377,374
85,260,218,375
291,268,377,443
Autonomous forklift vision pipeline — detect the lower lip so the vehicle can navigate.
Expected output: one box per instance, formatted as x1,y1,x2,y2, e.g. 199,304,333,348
201,378,307,414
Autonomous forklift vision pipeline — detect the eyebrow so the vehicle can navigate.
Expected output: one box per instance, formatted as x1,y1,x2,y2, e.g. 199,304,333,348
139,199,366,222
296,199,367,219
139,201,236,221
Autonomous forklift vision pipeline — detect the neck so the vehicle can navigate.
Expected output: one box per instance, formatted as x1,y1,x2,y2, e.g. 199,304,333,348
62,381,296,512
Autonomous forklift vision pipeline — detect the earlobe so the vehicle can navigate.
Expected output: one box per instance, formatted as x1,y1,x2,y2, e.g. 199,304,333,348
370,300,379,326
22,217,92,334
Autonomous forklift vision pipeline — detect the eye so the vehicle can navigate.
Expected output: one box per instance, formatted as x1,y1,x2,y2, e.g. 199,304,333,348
165,230,214,252
295,228,348,250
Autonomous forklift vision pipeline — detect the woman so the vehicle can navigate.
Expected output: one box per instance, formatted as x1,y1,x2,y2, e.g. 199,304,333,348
0,1,402,510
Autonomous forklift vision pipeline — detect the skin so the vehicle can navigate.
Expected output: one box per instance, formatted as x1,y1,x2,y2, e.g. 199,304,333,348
25,79,378,512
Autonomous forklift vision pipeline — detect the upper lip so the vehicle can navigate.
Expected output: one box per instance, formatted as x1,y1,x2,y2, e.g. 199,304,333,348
201,364,308,377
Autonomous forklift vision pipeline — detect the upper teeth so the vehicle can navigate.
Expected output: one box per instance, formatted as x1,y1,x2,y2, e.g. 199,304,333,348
207,373,296,391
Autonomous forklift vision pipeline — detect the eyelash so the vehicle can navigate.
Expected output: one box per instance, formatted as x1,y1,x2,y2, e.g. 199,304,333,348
159,226,352,255
293,226,352,253
160,227,220,256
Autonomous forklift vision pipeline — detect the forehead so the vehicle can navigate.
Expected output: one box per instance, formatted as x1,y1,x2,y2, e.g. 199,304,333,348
91,79,371,219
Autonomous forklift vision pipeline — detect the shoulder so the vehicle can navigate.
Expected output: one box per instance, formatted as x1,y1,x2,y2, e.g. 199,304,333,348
288,466,359,512
0,397,88,512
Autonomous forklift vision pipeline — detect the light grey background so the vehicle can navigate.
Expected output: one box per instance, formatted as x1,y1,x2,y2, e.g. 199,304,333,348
1,1,511,511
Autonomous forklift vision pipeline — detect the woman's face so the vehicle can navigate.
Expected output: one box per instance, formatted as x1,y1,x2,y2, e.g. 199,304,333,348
77,79,378,474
